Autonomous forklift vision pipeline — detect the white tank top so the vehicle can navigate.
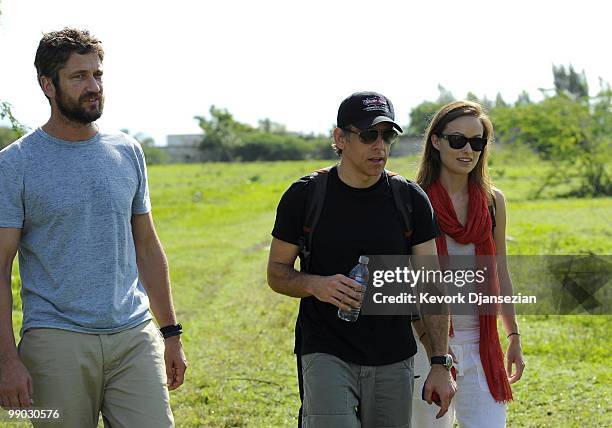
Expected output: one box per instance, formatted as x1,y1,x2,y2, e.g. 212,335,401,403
446,235,480,344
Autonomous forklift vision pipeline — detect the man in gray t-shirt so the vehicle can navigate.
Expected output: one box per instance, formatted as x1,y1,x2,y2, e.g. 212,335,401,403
0,28,186,427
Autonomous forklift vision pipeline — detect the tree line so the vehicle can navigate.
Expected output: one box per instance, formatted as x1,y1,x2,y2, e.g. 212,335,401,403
2,64,610,195
194,107,335,162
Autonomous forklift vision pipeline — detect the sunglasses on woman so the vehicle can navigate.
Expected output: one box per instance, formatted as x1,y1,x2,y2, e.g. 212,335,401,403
440,134,488,151
343,128,399,145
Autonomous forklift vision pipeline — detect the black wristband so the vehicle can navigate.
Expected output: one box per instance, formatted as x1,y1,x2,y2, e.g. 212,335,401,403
160,323,182,339
162,330,182,339
507,332,520,339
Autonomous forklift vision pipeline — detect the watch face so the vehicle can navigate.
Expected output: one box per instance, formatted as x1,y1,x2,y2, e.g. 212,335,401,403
444,354,453,369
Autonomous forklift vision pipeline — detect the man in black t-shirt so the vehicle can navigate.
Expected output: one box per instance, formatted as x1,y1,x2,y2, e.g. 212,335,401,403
267,91,456,428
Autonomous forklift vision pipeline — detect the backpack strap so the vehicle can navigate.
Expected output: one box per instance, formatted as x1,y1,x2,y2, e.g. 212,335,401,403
386,170,414,240
387,170,418,321
298,166,334,272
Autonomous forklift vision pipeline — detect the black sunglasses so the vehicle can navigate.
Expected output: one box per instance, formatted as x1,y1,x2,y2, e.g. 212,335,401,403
440,134,488,151
343,128,399,145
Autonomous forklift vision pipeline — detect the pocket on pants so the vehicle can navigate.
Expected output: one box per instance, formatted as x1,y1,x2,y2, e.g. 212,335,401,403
475,357,492,392
301,353,324,374
302,353,349,416
400,356,414,371
18,329,57,372
142,320,167,355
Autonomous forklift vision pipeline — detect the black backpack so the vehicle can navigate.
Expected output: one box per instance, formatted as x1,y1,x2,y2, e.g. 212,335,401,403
296,165,415,273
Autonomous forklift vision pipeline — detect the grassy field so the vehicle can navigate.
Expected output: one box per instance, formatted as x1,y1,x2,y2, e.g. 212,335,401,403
8,150,612,427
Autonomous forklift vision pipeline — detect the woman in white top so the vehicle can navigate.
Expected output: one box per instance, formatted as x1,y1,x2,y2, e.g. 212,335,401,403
411,100,525,427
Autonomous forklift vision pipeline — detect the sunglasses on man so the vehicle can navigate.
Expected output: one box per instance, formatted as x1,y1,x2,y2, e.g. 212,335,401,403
343,128,400,145
440,134,488,151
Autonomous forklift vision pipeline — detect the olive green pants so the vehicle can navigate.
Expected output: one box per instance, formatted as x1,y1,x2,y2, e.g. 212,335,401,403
301,352,414,428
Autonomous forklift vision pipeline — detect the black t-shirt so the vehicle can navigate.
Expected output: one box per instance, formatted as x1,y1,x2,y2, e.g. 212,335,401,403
272,167,440,365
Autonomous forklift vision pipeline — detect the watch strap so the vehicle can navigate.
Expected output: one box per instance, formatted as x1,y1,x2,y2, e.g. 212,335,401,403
430,354,452,369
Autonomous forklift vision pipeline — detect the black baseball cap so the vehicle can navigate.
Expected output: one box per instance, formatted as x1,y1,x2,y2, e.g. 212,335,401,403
337,91,403,133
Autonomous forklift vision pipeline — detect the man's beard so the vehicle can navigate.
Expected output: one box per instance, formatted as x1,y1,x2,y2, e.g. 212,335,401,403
55,84,104,124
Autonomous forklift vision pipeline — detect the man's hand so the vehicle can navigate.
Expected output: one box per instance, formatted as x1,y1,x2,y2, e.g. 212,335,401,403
506,336,525,384
308,274,364,312
422,365,457,419
0,356,33,409
163,336,187,391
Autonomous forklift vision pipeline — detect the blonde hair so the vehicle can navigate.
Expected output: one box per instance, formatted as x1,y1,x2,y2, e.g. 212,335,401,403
416,100,494,202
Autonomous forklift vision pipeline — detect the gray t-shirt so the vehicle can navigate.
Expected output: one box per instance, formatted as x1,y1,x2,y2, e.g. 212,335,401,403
0,128,152,335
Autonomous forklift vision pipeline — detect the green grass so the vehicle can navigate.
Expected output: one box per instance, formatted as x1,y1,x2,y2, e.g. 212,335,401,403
9,155,612,427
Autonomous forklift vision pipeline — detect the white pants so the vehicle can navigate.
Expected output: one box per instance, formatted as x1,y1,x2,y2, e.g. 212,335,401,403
411,330,506,428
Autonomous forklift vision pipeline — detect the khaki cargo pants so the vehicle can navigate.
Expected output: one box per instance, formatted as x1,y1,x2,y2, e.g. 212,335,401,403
18,320,174,428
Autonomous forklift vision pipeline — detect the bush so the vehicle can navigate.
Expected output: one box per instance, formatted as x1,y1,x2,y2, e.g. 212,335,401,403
492,94,612,197
0,126,20,149
143,145,169,165
201,132,336,162
235,133,311,161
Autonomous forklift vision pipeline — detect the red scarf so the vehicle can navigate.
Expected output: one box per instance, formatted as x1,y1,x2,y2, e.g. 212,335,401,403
427,179,512,403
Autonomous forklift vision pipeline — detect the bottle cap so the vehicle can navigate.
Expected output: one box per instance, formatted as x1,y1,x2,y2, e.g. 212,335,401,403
359,255,369,264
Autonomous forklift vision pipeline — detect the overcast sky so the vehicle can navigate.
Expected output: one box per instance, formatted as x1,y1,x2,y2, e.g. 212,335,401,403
1,0,610,145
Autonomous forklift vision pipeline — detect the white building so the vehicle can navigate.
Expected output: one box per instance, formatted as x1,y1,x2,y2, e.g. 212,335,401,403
162,134,205,162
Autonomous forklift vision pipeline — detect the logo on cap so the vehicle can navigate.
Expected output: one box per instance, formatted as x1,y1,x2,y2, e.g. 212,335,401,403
363,96,387,106
362,96,389,113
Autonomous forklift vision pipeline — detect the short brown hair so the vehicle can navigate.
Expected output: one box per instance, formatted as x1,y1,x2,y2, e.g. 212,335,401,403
34,27,104,86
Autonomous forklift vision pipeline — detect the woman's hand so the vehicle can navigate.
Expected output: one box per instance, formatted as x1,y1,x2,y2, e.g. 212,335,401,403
506,335,525,384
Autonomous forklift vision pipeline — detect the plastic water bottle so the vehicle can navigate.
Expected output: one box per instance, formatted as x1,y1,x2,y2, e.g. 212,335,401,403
338,256,369,322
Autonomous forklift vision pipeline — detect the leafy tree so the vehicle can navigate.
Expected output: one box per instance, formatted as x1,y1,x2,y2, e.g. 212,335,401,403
406,101,444,137
494,94,590,159
553,64,589,100
480,96,493,112
235,132,309,161
121,129,168,165
194,106,335,161
0,4,28,139
0,102,28,139
592,79,612,137
195,106,255,161
406,85,463,136
493,83,611,196
582,80,612,195
436,84,455,104
466,91,479,102
495,93,508,109
258,118,286,134
515,90,532,106
0,126,20,149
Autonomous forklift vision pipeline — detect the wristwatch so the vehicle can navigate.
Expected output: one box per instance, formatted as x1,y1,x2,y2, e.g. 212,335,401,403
430,354,453,370
159,323,183,339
